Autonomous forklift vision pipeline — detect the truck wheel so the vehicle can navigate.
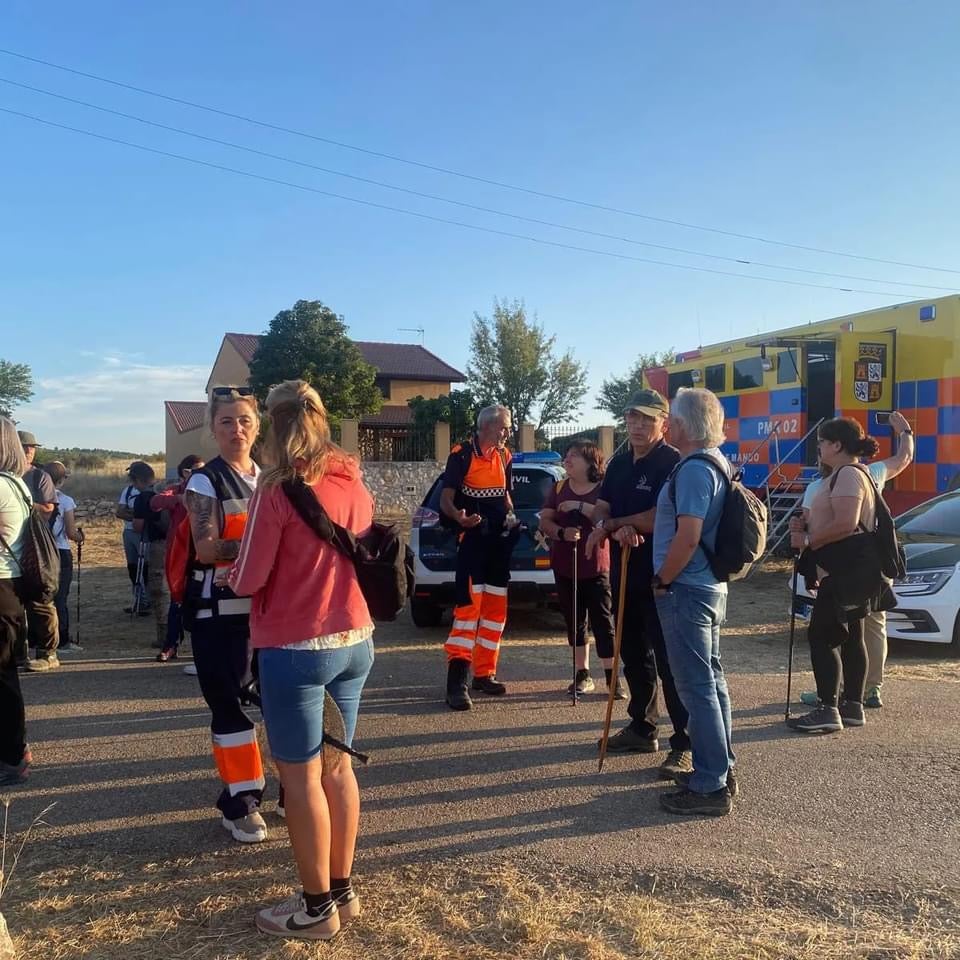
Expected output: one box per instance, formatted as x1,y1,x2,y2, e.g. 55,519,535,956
411,598,444,628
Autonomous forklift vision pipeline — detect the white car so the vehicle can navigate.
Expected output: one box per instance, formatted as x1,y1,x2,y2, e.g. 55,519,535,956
790,489,960,649
409,452,565,628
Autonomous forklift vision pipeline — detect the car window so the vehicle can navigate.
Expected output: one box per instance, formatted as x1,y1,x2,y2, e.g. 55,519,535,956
512,468,557,511
896,493,960,537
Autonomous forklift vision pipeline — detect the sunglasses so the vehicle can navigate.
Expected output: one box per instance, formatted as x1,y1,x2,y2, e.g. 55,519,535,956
211,386,254,398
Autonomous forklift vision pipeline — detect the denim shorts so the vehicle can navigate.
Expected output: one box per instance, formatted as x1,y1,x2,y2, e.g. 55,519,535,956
258,638,374,764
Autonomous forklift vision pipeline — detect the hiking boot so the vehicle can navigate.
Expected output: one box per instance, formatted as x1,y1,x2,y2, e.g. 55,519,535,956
598,726,659,753
671,769,739,798
471,675,507,696
864,686,883,709
660,787,732,817
567,670,595,695
221,811,268,843
256,893,340,941
799,691,820,706
446,659,472,710
0,759,29,786
839,700,866,727
787,705,842,734
658,748,693,780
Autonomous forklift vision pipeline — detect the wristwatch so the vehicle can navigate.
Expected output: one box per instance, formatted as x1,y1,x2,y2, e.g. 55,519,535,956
651,574,671,592
594,518,606,532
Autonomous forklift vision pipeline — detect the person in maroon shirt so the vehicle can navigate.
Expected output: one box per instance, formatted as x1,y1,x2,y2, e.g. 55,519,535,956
539,440,624,699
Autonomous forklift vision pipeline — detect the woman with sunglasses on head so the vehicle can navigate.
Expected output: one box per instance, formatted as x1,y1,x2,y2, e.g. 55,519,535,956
229,380,374,942
151,454,204,662
183,387,267,843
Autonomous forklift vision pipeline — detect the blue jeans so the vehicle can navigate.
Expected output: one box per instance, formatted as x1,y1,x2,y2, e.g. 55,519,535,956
259,639,374,764
655,583,734,794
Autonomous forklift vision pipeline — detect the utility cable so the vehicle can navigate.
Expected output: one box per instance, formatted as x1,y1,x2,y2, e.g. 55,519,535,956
0,105,940,298
1,75,953,293
1,46,958,276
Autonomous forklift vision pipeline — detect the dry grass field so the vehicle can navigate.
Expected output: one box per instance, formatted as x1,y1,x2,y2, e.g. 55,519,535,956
2,519,957,959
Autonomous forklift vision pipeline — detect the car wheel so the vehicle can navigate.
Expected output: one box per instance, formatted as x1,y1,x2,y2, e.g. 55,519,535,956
952,611,960,653
411,598,444,628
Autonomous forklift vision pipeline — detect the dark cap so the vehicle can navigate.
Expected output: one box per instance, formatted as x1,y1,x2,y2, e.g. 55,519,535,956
126,460,155,481
623,389,669,418
17,430,41,447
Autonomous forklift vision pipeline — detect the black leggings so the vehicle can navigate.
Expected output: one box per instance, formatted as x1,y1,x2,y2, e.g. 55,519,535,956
554,574,616,656
0,578,27,766
808,577,867,708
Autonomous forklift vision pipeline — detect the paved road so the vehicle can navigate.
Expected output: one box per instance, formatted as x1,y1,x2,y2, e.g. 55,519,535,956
8,616,960,899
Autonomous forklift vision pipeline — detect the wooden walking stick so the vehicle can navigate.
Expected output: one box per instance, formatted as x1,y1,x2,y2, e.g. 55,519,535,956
598,540,632,772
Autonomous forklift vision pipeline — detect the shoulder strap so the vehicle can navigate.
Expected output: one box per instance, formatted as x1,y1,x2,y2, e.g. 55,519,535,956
827,463,876,532
0,473,28,566
669,453,731,503
281,479,357,562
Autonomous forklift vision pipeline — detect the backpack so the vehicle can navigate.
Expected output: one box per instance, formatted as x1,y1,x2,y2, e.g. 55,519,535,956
165,509,193,603
282,478,415,622
669,454,768,582
828,464,906,581
0,474,61,603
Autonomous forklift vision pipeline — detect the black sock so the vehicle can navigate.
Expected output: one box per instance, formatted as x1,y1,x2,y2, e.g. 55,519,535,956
303,890,334,916
604,669,613,686
331,876,352,898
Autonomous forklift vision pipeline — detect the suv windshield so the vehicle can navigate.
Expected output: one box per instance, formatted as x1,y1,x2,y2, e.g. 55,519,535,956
896,492,960,537
511,468,557,511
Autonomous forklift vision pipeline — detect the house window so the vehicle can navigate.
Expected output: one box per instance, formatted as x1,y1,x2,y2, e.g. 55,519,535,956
668,370,695,398
733,357,764,390
374,378,390,399
778,349,799,384
705,363,726,392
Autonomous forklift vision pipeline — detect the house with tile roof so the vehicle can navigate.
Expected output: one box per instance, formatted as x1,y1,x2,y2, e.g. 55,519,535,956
164,332,464,476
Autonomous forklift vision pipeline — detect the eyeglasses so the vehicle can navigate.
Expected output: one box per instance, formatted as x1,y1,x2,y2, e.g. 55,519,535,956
211,386,254,398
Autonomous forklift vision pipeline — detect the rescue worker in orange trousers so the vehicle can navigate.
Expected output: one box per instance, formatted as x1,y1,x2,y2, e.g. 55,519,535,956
441,404,521,710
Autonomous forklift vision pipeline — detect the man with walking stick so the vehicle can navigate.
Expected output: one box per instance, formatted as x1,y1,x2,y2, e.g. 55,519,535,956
586,390,690,779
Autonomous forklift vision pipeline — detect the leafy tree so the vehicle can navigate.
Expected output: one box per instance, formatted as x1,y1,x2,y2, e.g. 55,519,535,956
0,359,33,417
466,299,588,443
596,349,675,419
248,299,382,422
408,389,479,445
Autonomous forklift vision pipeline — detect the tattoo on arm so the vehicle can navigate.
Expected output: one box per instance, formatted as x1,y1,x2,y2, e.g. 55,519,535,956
185,491,217,542
213,540,240,560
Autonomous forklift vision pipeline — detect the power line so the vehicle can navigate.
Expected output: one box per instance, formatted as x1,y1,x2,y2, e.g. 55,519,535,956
2,75,954,294
0,105,941,299
1,46,958,278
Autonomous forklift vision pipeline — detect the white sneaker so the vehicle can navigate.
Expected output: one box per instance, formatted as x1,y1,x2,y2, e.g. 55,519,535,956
183,663,198,676
221,811,268,843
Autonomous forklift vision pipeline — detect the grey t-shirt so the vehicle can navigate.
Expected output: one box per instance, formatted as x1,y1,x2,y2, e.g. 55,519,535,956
23,465,58,508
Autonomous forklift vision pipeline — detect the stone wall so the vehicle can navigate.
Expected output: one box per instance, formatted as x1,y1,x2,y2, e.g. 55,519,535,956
361,460,443,516
75,499,121,520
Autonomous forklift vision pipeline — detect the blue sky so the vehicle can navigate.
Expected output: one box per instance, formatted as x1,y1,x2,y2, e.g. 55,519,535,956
2,2,958,451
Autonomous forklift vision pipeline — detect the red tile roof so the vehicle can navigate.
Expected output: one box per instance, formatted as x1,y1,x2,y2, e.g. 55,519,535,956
164,401,206,434
224,333,463,382
360,405,414,428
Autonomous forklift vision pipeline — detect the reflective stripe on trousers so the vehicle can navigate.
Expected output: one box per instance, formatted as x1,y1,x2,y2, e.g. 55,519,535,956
444,579,507,677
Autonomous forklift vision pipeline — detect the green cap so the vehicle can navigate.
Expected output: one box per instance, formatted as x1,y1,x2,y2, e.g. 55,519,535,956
623,388,669,418
17,430,40,447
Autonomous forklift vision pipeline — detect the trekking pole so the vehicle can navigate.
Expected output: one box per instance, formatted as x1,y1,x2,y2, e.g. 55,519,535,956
131,535,146,620
75,529,82,647
785,551,800,721
599,541,632,772
570,529,579,707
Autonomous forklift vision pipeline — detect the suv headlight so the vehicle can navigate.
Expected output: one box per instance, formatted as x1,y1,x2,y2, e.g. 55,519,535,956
894,570,953,596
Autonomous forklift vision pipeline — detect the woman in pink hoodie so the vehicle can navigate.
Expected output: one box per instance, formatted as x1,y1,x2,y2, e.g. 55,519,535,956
229,380,374,942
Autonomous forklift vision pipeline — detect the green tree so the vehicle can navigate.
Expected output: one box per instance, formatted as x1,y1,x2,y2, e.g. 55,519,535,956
596,349,675,419
408,389,479,445
248,299,382,421
466,299,588,443
0,359,33,417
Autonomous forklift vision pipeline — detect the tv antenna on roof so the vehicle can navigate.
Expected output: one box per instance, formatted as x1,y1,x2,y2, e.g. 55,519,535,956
398,326,425,344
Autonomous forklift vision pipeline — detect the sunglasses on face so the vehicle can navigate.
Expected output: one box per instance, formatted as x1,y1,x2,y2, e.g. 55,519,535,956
211,386,254,398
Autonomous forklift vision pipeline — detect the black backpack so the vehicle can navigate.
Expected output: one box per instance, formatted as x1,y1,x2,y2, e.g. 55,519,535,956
0,474,61,603
669,454,768,582
282,478,415,622
829,464,906,581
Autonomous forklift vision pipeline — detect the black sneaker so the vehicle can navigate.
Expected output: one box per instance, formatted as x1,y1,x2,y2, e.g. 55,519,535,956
660,787,732,817
839,700,866,727
471,675,507,696
567,670,595,695
787,705,842,734
658,748,693,780
671,769,739,798
598,726,659,753
0,759,29,786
